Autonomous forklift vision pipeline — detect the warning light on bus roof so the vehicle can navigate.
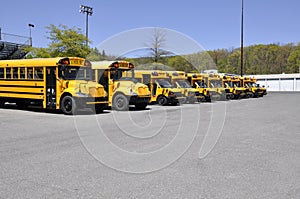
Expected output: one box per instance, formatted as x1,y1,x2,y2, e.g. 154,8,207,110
59,58,70,65
110,62,119,68
129,63,134,69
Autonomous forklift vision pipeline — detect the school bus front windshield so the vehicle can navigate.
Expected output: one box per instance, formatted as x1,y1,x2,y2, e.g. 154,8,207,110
210,80,222,88
233,81,241,87
195,81,207,88
111,68,138,82
245,82,253,87
58,66,92,81
225,81,234,88
155,79,173,88
176,80,192,88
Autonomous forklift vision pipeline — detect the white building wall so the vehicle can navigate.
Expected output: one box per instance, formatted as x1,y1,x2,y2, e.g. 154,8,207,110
296,78,300,91
247,74,300,91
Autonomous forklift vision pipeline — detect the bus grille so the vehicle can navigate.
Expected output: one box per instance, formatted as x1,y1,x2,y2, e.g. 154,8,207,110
89,87,105,97
138,87,149,95
173,92,184,97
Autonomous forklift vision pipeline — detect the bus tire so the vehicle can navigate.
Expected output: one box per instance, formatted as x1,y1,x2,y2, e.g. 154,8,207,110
157,95,168,106
61,95,76,115
135,103,148,110
112,93,129,111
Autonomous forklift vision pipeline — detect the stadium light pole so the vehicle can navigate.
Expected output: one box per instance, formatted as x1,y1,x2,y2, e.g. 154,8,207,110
240,0,244,77
28,23,34,46
79,5,93,47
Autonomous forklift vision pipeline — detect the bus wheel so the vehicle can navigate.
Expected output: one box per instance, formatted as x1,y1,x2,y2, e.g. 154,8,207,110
135,103,147,110
112,93,129,111
61,95,76,115
157,96,168,106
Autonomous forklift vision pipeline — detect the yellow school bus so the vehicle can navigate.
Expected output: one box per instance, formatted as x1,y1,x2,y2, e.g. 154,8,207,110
240,77,260,97
220,75,235,99
133,70,186,105
202,73,227,100
242,77,267,97
0,57,108,114
91,61,151,111
251,77,267,96
166,71,201,103
225,75,247,99
186,73,211,102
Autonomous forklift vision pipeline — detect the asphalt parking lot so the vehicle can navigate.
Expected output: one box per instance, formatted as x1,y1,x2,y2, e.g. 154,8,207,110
0,92,299,199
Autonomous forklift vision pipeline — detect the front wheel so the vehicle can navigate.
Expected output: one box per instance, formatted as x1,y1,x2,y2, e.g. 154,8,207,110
112,93,129,111
157,95,168,106
61,95,76,115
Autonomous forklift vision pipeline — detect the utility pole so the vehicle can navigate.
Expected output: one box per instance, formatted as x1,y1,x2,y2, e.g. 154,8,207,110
79,5,93,47
28,23,34,46
240,0,244,77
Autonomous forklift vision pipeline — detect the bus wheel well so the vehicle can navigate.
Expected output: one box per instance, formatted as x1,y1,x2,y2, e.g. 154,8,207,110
112,91,126,98
60,92,73,108
60,93,72,103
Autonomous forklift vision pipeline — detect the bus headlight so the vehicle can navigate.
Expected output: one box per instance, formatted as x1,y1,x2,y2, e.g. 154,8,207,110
75,92,88,97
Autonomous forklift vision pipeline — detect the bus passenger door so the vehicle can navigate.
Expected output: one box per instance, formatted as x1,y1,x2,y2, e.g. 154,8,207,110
46,67,56,109
142,74,154,96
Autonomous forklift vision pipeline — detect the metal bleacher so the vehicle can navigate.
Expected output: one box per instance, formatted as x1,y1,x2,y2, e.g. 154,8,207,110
0,28,31,60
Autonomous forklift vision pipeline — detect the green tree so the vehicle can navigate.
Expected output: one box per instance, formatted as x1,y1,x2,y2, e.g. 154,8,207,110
208,49,229,73
27,24,91,58
167,56,193,72
227,50,240,74
46,24,91,58
287,50,300,73
25,47,51,58
275,43,293,73
183,52,216,72
86,48,110,61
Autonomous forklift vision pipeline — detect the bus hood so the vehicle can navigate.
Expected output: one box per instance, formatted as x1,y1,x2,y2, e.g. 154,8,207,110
67,80,107,98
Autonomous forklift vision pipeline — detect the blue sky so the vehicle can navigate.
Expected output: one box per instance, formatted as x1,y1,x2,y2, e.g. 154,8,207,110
0,0,299,51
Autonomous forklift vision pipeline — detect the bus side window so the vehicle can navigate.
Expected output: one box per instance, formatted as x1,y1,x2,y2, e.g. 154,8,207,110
6,68,12,79
35,67,43,79
27,68,33,79
20,67,26,79
13,67,18,79
0,68,4,79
